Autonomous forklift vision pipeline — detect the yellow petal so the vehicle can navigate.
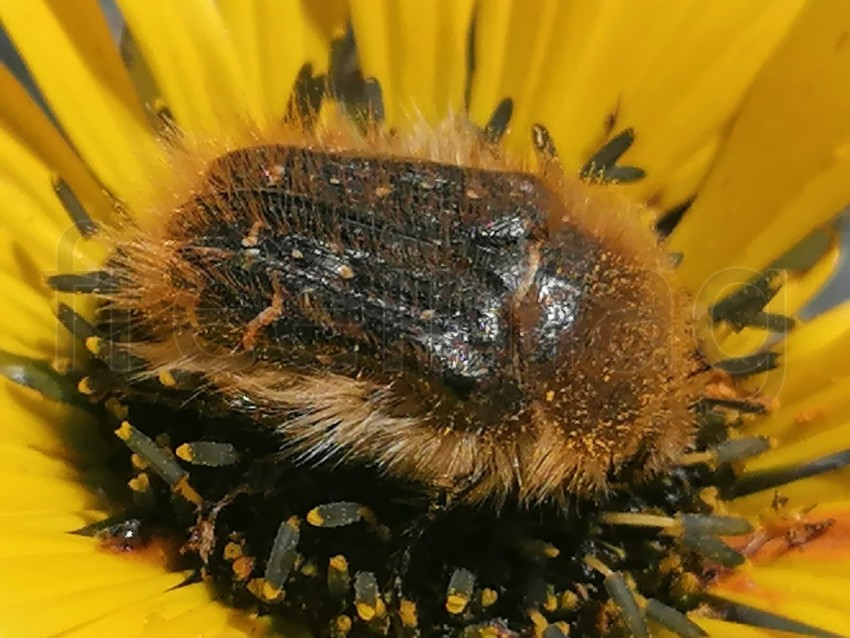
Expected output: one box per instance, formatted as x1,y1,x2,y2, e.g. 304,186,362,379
0,472,100,514
350,0,475,126
0,249,59,359
671,0,850,300
732,468,850,517
616,0,806,203
0,553,175,605
0,380,97,463
469,0,804,207
744,418,850,474
219,0,347,124
0,0,165,208
0,116,106,356
0,120,104,269
139,601,271,638
60,583,211,638
59,582,271,638
711,235,841,359
647,137,719,213
117,0,262,136
0,571,187,637
755,301,850,406
0,510,106,534
708,564,850,637
0,442,79,480
730,565,850,609
748,373,850,443
0,66,115,225
692,617,800,638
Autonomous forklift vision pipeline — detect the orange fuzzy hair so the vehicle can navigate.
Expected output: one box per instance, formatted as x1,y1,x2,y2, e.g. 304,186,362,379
96,112,700,505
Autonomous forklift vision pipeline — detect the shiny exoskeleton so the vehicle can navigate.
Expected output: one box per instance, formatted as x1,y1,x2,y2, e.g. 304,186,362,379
182,148,595,422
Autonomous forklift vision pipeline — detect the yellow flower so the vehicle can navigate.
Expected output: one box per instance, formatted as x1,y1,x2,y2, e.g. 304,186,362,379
1,1,850,637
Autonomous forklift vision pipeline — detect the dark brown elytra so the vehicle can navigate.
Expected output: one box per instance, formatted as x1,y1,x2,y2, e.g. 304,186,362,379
175,146,564,421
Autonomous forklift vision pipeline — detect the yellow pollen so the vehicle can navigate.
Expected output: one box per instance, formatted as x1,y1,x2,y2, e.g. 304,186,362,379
306,508,326,527
335,615,352,634
77,376,94,395
445,593,469,615
480,588,498,607
105,397,128,419
223,542,243,560
114,421,133,441
356,598,386,621
158,369,177,387
232,556,253,581
329,555,348,571
175,443,194,462
528,609,548,633
173,475,203,506
128,473,150,492
84,335,101,355
399,599,418,627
